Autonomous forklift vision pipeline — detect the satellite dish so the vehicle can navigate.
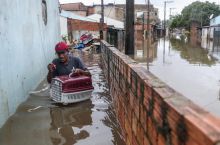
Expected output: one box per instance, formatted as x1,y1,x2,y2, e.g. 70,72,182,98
209,14,214,19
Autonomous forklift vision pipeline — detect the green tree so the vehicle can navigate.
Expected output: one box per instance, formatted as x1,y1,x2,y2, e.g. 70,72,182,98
170,15,183,28
171,1,220,29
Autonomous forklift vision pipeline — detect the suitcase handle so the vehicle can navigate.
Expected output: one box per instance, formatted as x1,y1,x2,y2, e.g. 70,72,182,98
68,72,81,78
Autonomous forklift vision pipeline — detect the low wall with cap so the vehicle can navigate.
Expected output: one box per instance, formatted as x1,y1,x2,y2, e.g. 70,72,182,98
101,40,220,145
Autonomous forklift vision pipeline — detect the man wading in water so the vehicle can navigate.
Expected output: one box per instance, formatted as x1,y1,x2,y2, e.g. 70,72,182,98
47,42,90,83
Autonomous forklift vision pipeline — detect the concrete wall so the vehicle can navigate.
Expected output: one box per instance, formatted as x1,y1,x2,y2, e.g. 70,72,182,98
93,4,159,23
69,11,87,17
107,28,125,52
0,0,60,127
101,40,220,145
93,5,118,21
210,27,214,39
202,27,209,39
60,16,68,37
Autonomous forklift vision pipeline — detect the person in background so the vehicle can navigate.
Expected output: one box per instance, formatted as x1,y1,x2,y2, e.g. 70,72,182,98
47,42,90,83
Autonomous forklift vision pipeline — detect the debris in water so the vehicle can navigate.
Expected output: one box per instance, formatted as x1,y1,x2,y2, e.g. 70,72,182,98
27,106,43,112
29,85,50,94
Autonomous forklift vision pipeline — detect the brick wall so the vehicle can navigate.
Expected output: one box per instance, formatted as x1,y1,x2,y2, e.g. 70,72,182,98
135,24,153,31
61,3,87,11
87,6,95,16
101,40,220,145
68,19,107,31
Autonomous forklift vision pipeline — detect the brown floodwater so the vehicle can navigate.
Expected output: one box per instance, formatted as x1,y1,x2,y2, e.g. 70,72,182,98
0,52,125,145
132,35,220,117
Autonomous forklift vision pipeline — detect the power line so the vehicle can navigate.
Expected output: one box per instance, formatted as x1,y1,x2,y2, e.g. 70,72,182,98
106,0,116,24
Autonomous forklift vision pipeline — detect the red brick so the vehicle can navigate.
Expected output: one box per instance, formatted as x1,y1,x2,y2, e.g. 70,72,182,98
133,97,140,120
118,107,125,131
144,134,151,145
125,119,133,143
147,118,158,145
157,134,166,145
126,137,132,145
129,91,135,107
136,123,144,145
132,112,138,137
136,77,144,103
132,134,139,145
69,19,107,31
125,104,132,125
140,104,147,132
143,83,152,109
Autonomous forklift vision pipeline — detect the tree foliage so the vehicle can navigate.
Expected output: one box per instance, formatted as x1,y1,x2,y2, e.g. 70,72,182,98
170,1,220,29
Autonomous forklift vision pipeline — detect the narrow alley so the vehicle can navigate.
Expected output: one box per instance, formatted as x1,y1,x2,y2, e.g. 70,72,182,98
1,0,220,145
0,51,125,145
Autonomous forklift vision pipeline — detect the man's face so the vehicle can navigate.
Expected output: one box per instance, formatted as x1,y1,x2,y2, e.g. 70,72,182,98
57,51,68,63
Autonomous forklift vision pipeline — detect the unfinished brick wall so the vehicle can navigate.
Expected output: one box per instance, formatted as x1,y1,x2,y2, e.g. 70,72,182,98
101,40,220,145
67,19,107,32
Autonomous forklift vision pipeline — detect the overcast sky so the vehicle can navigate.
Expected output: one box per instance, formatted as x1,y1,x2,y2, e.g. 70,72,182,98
59,0,220,19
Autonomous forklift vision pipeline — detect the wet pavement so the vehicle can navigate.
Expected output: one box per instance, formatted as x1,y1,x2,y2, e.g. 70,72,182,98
0,51,125,145
132,36,220,117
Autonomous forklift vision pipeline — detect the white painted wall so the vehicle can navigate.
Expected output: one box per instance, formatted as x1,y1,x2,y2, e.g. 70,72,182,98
60,16,68,37
210,27,214,39
93,5,117,20
0,0,60,127
202,28,208,39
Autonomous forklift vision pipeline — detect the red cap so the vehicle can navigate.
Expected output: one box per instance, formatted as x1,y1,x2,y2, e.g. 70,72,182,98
55,42,68,52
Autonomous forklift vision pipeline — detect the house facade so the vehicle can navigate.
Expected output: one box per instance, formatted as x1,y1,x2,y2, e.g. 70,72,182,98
61,2,88,16
60,3,160,24
60,11,107,41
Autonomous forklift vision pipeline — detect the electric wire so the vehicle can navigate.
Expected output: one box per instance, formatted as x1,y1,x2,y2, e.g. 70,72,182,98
106,0,116,24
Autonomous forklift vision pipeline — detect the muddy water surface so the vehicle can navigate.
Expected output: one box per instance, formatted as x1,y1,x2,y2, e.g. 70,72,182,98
132,36,220,116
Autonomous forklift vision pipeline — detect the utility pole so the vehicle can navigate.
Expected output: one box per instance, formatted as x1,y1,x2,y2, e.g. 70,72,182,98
125,0,134,55
100,0,104,40
164,1,166,36
146,0,150,71
142,12,145,38
164,1,173,36
169,8,175,19
169,8,175,37
147,0,150,37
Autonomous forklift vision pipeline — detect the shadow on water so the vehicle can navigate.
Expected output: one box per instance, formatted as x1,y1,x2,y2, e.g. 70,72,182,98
0,52,125,145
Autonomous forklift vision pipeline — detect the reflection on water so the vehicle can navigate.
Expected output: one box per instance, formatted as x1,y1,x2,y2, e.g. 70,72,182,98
170,38,217,66
0,53,125,145
133,35,220,117
132,30,158,63
49,102,93,145
201,37,220,60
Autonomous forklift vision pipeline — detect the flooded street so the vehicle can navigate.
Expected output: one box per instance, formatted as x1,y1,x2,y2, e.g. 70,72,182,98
0,52,125,145
133,35,220,117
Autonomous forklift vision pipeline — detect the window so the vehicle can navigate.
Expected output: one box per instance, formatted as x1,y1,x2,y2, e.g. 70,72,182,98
42,0,47,25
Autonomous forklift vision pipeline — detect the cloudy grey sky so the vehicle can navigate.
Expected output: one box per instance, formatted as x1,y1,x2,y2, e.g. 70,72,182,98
59,0,220,19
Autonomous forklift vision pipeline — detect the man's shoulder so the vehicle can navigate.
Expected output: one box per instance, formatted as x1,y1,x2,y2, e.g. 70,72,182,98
69,56,81,62
69,55,86,69
52,58,60,64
